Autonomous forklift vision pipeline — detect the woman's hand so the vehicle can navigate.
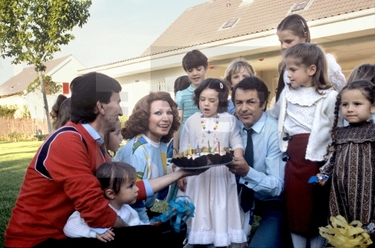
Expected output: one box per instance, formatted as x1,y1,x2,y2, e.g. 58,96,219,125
177,178,187,192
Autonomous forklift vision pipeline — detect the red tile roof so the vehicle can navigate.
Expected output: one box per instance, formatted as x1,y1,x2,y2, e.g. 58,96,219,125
142,0,374,56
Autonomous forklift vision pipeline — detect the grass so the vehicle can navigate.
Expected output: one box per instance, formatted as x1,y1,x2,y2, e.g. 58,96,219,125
0,141,42,248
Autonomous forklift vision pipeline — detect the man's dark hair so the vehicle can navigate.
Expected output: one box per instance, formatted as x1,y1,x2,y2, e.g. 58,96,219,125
70,72,122,123
232,76,269,111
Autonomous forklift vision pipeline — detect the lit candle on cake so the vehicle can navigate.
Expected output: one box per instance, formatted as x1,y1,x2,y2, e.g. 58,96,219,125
188,143,192,155
197,144,201,157
217,141,220,154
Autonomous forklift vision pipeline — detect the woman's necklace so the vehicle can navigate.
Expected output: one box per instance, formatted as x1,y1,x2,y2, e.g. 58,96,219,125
201,114,219,134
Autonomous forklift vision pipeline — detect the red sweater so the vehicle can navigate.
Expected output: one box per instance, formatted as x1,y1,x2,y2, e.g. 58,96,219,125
4,123,147,247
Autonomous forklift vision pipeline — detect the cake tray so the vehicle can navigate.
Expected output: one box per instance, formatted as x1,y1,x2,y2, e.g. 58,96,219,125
175,160,233,170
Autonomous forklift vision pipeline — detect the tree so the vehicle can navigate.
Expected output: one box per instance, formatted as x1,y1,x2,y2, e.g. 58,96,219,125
0,0,92,133
19,104,31,118
0,105,17,117
25,75,62,95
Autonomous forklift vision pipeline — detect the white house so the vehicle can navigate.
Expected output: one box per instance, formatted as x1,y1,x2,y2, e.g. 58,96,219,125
0,55,85,119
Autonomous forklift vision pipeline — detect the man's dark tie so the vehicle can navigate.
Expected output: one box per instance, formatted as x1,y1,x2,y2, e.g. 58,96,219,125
240,128,254,213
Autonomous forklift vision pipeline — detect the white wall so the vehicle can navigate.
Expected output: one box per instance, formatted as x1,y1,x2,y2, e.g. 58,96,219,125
50,57,85,86
0,92,58,120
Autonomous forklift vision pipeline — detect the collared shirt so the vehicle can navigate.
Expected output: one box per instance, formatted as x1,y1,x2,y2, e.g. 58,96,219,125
238,113,285,201
82,123,153,198
176,85,200,126
82,123,104,145
227,97,236,114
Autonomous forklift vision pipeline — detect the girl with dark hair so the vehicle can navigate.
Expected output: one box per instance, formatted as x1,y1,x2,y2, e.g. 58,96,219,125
64,162,143,241
317,80,375,244
174,75,191,95
347,63,375,123
104,121,123,158
178,78,247,247
50,94,71,130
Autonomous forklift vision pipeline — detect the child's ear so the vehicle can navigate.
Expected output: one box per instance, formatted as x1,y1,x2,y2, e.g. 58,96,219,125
308,64,317,76
104,188,116,200
370,103,375,114
304,32,308,42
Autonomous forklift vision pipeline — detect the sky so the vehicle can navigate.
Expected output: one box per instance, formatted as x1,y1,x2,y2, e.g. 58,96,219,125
0,0,208,83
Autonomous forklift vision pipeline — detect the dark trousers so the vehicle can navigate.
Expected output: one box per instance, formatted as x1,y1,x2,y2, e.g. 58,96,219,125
249,200,292,248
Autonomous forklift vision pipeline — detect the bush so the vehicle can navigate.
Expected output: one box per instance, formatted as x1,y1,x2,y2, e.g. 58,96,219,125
0,117,47,140
34,134,48,141
0,105,17,117
0,132,35,142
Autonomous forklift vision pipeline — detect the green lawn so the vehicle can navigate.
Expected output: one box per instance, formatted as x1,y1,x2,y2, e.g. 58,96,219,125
0,141,42,248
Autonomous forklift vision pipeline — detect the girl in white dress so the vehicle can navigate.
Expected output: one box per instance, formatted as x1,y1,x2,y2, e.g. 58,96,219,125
178,78,246,247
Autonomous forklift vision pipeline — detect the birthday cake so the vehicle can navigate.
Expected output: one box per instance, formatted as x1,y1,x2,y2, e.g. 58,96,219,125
172,147,233,169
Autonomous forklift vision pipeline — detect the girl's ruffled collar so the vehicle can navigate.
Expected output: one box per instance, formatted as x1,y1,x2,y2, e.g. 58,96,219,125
285,86,332,106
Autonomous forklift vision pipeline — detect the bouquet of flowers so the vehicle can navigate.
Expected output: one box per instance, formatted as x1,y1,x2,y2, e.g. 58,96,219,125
319,215,373,248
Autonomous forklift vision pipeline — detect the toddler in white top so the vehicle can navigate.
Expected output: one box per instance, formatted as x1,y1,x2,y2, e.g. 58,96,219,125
64,162,143,242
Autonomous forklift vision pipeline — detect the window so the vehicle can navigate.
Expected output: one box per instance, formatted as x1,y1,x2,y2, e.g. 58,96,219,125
120,91,128,102
240,0,254,7
292,2,307,11
62,82,69,94
151,79,167,92
121,107,129,116
290,0,314,13
221,17,239,30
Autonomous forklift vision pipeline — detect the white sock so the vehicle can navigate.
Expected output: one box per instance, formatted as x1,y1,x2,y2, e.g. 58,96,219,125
290,232,307,248
310,234,326,248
